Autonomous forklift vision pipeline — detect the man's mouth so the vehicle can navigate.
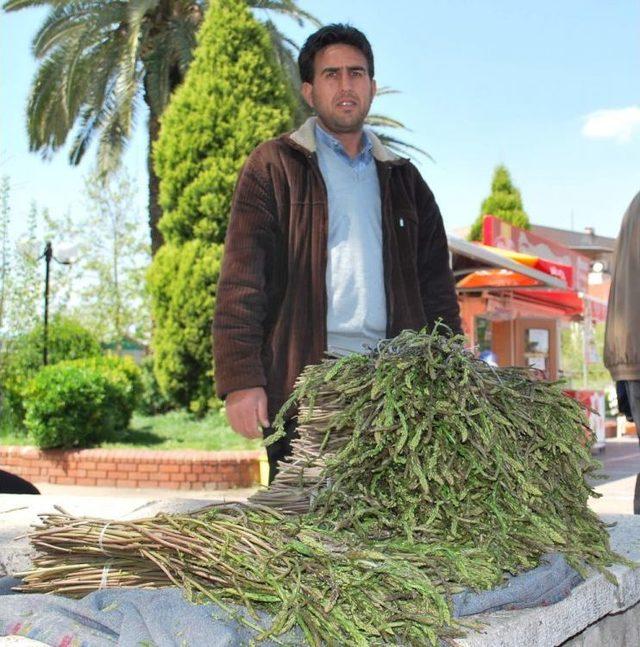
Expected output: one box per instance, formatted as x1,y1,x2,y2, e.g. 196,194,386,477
336,100,357,108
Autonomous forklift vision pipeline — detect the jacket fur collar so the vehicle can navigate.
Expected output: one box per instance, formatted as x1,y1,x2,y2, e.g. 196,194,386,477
287,116,402,163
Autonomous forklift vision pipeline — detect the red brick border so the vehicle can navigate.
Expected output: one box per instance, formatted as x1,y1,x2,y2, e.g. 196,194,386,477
0,446,262,490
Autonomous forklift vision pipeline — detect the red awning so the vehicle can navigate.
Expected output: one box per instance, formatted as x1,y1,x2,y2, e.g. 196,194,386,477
510,291,608,322
456,245,572,290
477,244,574,286
457,269,539,289
450,234,607,322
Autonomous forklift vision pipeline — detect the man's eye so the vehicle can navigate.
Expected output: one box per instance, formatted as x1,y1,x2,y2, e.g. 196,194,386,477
351,70,364,77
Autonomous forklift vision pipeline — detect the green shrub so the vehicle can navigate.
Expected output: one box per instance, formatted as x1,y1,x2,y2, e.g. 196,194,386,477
7,315,101,373
136,356,174,416
0,316,102,427
23,364,113,448
22,355,142,449
78,355,142,410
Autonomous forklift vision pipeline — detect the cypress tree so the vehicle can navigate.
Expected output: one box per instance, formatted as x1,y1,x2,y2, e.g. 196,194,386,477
148,0,295,411
469,165,530,241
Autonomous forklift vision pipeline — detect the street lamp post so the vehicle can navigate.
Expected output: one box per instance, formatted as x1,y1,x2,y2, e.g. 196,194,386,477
40,241,78,366
43,241,53,366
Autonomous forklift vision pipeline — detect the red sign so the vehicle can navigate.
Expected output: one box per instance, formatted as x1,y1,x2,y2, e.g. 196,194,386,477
482,215,591,292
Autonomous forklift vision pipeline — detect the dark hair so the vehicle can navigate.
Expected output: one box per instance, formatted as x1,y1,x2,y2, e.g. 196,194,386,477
298,24,374,84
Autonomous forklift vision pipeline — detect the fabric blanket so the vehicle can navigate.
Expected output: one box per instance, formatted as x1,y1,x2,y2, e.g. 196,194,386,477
0,553,583,646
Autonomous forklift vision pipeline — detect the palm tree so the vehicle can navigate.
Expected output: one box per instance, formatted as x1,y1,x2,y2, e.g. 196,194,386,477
3,0,318,254
5,1,426,253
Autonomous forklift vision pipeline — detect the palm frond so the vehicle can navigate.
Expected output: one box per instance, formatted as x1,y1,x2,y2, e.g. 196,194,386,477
26,48,73,155
90,0,150,172
30,2,127,57
68,38,124,164
249,0,321,28
372,131,432,161
368,88,432,161
375,86,400,97
32,12,85,58
68,107,98,165
95,80,142,177
365,114,406,130
3,0,70,10
262,19,311,126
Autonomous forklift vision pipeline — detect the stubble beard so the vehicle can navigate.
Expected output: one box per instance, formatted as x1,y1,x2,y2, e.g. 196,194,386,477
315,94,372,135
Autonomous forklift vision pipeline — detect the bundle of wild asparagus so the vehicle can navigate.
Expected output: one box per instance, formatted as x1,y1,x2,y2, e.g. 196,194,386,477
19,328,618,646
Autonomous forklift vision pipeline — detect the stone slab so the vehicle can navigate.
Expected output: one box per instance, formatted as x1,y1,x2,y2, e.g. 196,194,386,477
458,514,640,646
2,497,640,646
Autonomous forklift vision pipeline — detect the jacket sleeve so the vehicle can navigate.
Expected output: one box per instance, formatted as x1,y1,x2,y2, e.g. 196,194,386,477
415,172,462,335
213,150,277,398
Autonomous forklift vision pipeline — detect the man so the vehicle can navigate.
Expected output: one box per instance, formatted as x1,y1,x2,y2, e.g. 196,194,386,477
213,24,461,481
604,191,640,435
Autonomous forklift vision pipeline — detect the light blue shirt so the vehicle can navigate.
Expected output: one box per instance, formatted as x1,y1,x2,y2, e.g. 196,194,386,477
315,123,387,356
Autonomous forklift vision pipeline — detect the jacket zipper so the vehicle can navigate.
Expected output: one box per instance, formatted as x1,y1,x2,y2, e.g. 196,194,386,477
377,162,394,338
306,152,330,354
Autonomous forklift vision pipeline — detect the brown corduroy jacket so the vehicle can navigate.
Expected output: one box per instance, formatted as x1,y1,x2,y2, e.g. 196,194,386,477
213,118,462,420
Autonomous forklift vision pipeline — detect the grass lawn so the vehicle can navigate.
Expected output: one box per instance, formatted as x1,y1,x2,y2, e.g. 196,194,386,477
0,410,263,452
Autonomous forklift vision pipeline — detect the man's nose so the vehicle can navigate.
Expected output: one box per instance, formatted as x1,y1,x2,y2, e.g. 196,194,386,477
338,73,354,91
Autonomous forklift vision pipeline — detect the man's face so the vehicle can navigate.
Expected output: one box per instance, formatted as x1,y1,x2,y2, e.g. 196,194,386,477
301,44,376,135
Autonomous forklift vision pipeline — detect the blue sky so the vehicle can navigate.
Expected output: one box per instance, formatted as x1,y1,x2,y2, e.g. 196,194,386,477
1,0,639,245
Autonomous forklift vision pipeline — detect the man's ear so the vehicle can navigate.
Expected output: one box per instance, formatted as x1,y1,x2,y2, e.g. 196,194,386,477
301,82,314,109
371,78,377,99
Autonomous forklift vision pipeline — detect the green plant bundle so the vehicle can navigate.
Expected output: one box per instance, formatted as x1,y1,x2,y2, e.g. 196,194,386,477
21,505,476,646
257,328,611,576
19,329,620,645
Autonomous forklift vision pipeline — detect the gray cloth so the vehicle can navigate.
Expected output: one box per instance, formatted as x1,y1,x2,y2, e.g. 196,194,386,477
451,552,583,616
0,553,583,645
0,586,303,646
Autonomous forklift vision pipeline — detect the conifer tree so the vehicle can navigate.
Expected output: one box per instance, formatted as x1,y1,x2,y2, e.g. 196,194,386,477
148,0,294,412
469,165,530,241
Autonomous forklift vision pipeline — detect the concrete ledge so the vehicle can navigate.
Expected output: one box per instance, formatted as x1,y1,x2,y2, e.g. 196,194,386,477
0,446,263,490
1,496,639,646
458,514,640,646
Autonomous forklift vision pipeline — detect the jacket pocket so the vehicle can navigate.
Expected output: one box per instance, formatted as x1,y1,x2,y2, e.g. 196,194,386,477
396,209,419,263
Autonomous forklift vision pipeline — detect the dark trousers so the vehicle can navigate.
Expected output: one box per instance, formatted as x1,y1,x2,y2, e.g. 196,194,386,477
0,469,40,494
262,418,298,484
623,380,640,438
621,381,640,514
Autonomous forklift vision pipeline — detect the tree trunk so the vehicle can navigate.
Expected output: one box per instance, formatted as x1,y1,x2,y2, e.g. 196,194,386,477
148,113,164,255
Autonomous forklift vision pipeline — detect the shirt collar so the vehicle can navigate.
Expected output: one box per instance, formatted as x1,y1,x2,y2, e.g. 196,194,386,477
315,121,373,163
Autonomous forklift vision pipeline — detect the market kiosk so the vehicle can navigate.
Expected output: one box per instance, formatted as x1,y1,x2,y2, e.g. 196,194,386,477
449,216,608,448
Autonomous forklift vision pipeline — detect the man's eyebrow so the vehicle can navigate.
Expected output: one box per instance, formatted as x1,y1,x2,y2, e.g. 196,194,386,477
320,65,367,74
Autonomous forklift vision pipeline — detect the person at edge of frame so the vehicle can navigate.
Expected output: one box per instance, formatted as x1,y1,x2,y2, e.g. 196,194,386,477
213,24,462,484
603,191,640,513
